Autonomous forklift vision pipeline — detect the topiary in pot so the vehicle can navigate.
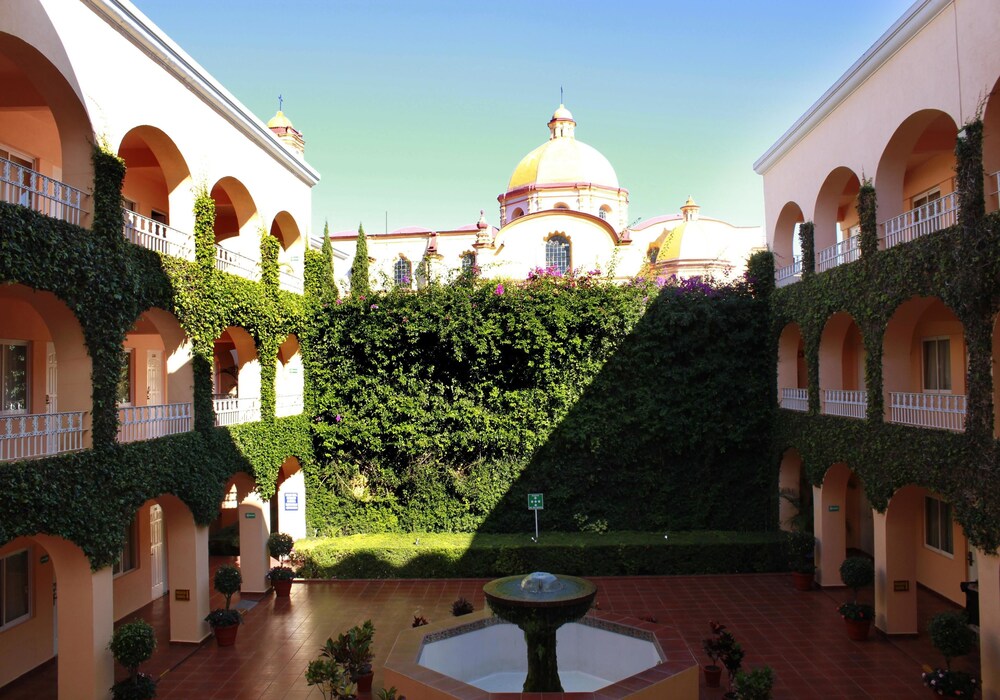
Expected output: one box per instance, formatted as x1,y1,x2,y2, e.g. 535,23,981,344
205,564,243,644
267,532,296,596
108,620,157,699
922,611,979,698
837,557,874,639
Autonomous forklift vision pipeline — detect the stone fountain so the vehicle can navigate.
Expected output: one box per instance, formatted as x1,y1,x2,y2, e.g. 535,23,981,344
482,572,597,692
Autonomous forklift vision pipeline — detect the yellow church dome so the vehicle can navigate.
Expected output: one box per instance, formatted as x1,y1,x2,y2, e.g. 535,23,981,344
267,110,294,129
506,105,620,192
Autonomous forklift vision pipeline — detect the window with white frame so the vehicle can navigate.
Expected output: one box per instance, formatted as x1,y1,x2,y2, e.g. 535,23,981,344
912,188,942,221
922,338,951,392
925,496,954,555
1,342,28,414
0,548,30,629
545,235,571,274
393,258,412,287
113,520,137,577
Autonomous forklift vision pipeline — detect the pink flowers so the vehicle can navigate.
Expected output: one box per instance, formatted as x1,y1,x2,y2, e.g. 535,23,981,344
334,414,343,423
370,304,378,310
495,283,505,296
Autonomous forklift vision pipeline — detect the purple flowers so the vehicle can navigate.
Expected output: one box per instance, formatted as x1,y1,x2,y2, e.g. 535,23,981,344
371,304,378,310
334,414,343,423
495,283,505,296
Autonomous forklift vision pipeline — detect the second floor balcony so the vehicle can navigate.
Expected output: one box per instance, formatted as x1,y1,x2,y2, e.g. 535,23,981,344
122,209,194,261
213,396,261,427
0,411,87,462
881,192,959,250
118,403,193,443
275,393,304,417
1,157,88,226
215,246,262,282
780,388,808,412
816,236,860,273
889,392,966,432
775,257,802,288
822,390,867,419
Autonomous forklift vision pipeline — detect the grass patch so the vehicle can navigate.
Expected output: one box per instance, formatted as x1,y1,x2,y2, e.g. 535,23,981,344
293,531,788,579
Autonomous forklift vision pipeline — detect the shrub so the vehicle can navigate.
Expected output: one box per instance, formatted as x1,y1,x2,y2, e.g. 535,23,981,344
734,665,775,700
928,611,977,669
451,597,474,616
839,557,873,598
205,564,243,628
784,530,815,573
268,532,295,561
108,620,157,700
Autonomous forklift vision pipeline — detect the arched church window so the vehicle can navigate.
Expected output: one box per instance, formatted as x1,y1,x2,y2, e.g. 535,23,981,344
545,235,571,274
461,252,475,272
512,208,525,220
599,205,611,221
554,202,569,210
394,257,412,287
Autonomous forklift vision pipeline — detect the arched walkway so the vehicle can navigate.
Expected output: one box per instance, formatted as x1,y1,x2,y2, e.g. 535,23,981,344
773,202,804,286
275,334,302,417
813,168,861,271
777,323,807,411
272,456,306,541
818,312,866,418
118,126,194,258
270,211,304,293
210,177,261,280
981,74,1000,213
875,110,959,248
883,297,966,431
212,326,260,426
778,448,810,532
0,284,90,460
814,462,873,586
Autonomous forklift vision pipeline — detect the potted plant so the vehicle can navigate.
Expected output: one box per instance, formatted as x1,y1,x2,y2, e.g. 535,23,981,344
204,564,243,646
837,556,875,640
785,530,816,591
451,597,474,616
734,665,775,700
720,631,745,697
922,611,979,698
701,621,728,688
108,620,158,699
305,656,356,699
267,532,296,597
322,620,376,693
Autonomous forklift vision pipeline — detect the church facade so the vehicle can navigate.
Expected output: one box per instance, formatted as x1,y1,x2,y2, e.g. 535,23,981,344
328,105,764,289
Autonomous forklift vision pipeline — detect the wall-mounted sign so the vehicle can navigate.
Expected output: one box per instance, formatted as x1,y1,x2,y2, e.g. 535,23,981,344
284,493,299,511
828,505,840,512
175,589,190,601
893,580,910,592
40,555,50,564
244,512,257,519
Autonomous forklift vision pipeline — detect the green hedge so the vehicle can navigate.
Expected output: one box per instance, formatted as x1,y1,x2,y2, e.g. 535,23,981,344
293,531,789,579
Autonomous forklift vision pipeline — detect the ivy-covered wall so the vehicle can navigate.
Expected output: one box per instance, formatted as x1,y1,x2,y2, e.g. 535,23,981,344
0,148,312,568
772,120,1000,552
301,265,776,536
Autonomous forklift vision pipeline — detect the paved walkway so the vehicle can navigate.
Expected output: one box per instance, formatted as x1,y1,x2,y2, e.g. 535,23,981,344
1,573,979,699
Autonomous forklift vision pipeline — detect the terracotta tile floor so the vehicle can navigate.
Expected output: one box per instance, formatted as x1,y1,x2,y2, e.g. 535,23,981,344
1,572,979,699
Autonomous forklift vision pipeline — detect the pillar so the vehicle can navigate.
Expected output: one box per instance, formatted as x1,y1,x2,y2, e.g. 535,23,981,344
873,505,917,634
979,549,1000,700
161,499,211,643
814,465,851,586
238,492,271,593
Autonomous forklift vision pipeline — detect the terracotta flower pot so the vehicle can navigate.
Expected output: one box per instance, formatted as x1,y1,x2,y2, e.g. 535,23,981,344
844,618,871,641
703,664,722,688
273,578,293,597
792,571,814,591
213,623,239,647
356,670,374,693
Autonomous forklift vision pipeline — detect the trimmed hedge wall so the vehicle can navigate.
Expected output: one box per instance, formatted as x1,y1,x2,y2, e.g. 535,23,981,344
293,531,789,579
303,268,776,536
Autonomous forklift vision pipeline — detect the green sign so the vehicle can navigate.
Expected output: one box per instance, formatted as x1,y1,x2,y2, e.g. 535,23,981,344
244,512,257,519
528,493,544,510
828,505,840,512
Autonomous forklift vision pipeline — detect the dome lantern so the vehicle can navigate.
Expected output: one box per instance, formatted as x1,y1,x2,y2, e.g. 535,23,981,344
548,103,576,139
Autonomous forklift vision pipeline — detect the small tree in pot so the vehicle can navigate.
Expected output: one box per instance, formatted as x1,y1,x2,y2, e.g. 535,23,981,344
785,530,816,591
109,620,157,700
837,557,875,640
322,619,376,693
734,665,775,700
204,564,243,646
266,532,296,597
922,611,979,698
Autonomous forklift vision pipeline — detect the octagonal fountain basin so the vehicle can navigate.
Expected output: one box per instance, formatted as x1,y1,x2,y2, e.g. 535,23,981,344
383,609,699,699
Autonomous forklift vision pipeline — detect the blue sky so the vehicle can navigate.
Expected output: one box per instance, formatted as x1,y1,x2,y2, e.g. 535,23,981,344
133,0,915,238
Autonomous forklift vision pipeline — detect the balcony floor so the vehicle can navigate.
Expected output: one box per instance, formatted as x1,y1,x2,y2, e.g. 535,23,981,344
0,564,977,699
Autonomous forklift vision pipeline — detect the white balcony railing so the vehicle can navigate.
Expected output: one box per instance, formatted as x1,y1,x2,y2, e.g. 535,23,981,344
775,257,802,287
215,246,261,281
118,403,193,443
780,388,808,412
0,411,87,462
122,209,195,261
213,397,261,426
279,268,304,294
275,393,304,417
889,392,966,432
822,390,867,419
817,236,861,273
1,157,87,226
881,192,959,250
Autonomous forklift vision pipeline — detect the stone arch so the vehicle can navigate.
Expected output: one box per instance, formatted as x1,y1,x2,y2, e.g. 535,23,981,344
883,296,966,430
813,167,862,270
981,73,1000,212
819,312,866,418
815,462,874,586
212,326,260,426
772,201,804,284
276,334,302,417
210,177,261,270
0,30,93,224
874,110,959,241
269,211,304,293
272,456,306,541
117,125,193,235
778,448,810,531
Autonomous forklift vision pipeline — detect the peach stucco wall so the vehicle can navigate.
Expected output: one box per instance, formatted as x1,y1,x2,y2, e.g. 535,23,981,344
0,539,55,689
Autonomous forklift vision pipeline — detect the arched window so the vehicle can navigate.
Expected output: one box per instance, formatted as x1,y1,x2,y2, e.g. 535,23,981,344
545,235,571,273
460,252,475,273
554,202,569,210
512,208,525,220
393,257,412,287
599,205,611,221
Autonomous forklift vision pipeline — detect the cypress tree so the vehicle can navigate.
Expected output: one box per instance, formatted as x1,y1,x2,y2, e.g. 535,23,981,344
320,221,338,299
350,223,371,297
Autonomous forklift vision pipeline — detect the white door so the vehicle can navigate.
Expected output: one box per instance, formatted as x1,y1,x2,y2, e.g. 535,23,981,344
150,505,166,598
46,343,58,453
146,350,163,438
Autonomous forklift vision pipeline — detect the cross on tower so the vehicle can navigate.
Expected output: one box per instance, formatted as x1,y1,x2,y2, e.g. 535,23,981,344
278,94,283,111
